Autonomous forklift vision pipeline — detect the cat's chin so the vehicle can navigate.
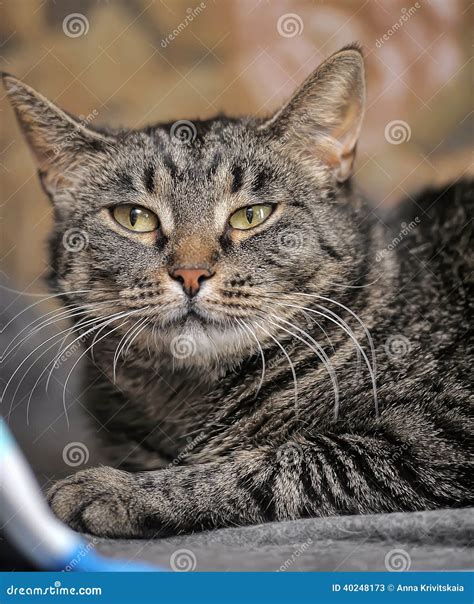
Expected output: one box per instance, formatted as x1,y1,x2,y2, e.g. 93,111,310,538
153,312,252,369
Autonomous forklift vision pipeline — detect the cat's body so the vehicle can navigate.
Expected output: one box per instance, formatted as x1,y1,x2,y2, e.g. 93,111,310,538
3,45,473,538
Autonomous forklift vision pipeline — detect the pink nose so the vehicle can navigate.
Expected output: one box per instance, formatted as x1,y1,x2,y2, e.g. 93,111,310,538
170,267,213,297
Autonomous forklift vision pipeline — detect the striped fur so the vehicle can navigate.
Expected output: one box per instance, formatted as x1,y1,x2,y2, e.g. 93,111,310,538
3,47,473,538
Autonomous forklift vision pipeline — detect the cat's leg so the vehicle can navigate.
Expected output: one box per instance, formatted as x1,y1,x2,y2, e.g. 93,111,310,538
48,434,468,538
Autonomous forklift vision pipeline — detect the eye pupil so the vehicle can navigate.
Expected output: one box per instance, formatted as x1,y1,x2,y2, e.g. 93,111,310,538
112,204,158,233
228,203,273,231
129,208,139,226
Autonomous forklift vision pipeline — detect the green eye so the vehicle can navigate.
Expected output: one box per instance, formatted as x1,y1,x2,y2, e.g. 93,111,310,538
229,204,273,230
112,205,159,233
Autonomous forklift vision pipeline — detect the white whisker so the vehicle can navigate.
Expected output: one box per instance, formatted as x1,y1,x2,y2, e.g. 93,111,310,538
2,299,115,361
276,301,378,416
267,313,340,419
256,320,298,407
0,287,110,333
236,318,266,400
299,292,376,379
60,307,147,427
22,310,136,425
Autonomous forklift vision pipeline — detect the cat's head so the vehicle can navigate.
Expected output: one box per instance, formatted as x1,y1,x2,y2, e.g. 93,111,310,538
2,45,367,370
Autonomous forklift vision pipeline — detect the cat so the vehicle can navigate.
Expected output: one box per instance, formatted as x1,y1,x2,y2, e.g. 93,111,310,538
2,44,473,539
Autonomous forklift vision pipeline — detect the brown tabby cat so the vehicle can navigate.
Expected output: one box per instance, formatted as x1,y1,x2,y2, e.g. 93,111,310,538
2,45,472,538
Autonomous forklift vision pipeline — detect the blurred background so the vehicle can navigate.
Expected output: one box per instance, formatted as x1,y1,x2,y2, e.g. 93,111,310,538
0,0,472,478
1,0,472,289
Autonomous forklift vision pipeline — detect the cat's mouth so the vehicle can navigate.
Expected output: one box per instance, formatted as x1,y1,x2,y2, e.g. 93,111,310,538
173,304,226,327
148,297,249,344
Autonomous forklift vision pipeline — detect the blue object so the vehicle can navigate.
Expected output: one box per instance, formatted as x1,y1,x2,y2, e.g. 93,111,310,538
0,419,160,572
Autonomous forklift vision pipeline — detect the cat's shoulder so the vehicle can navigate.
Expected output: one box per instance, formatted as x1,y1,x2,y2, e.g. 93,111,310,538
385,178,473,251
402,178,472,222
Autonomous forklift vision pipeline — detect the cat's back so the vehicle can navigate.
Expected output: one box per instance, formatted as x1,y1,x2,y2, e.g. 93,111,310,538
386,179,473,288
373,180,473,380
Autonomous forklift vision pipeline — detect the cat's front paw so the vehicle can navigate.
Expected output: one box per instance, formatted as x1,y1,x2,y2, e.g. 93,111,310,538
47,467,143,538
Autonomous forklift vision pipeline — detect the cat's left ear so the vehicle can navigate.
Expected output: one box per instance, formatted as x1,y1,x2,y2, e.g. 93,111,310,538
1,73,116,202
261,45,365,182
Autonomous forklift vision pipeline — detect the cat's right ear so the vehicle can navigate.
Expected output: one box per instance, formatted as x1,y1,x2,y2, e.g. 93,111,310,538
260,45,365,183
1,73,116,205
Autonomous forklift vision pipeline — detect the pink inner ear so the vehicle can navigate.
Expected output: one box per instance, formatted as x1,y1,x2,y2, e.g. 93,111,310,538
335,151,356,183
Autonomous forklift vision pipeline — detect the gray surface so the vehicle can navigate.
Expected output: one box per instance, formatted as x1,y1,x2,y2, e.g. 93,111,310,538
92,508,474,571
2,284,473,572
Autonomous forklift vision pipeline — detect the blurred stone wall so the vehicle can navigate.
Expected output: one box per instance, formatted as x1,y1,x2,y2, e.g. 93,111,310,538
1,0,472,290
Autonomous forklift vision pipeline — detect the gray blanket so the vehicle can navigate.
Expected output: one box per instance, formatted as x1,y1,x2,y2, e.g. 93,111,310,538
93,508,473,572
1,284,472,572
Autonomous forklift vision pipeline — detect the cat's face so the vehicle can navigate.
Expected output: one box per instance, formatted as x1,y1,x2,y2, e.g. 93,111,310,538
3,45,366,369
